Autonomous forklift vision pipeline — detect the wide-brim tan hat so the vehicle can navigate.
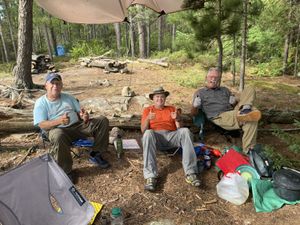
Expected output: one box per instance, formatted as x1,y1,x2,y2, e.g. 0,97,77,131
149,87,170,100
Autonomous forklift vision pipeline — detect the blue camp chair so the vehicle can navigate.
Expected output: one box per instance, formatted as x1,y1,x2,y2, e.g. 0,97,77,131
40,129,94,158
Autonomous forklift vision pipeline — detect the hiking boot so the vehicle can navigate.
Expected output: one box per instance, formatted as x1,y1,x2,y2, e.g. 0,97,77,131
144,178,157,192
67,171,77,184
89,151,110,169
186,174,201,187
237,109,261,122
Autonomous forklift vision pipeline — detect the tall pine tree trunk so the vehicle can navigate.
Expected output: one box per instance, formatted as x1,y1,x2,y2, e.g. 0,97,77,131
43,24,53,61
3,0,17,59
231,34,236,86
216,34,223,76
14,0,34,89
171,24,176,52
114,23,121,57
294,24,300,77
282,1,293,75
125,22,129,56
138,20,147,58
37,26,43,52
41,9,53,60
129,15,135,58
48,15,57,56
146,21,150,57
0,21,9,63
157,15,164,51
217,0,223,76
239,0,248,91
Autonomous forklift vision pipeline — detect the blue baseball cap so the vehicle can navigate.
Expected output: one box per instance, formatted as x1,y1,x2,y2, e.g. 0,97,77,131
45,73,62,83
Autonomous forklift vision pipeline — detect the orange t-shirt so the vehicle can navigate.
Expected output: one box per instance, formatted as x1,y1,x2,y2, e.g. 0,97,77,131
141,105,177,131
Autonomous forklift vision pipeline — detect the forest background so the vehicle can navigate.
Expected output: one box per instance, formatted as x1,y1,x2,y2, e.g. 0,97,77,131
0,0,299,83
0,0,299,168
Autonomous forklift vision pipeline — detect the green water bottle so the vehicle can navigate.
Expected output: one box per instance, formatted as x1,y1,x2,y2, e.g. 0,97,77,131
114,135,123,159
110,207,123,225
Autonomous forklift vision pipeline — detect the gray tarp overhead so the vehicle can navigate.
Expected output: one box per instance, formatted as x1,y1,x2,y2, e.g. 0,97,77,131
35,0,186,24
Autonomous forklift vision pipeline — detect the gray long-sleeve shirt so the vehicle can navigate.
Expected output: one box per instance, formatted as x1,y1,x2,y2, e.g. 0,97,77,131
193,87,234,119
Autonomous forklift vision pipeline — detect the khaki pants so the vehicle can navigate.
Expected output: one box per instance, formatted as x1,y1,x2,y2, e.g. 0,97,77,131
212,86,258,152
48,116,109,173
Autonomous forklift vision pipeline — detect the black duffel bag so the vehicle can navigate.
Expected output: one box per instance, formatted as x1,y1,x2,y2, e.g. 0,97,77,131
273,167,300,201
249,144,274,178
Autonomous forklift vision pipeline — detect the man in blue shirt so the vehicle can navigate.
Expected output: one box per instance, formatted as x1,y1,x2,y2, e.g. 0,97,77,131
34,72,110,182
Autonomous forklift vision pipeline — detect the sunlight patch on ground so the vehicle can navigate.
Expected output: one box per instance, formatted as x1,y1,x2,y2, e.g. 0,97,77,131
250,80,299,95
170,65,206,88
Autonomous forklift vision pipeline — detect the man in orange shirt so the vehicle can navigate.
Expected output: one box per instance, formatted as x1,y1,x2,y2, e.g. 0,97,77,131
141,87,200,192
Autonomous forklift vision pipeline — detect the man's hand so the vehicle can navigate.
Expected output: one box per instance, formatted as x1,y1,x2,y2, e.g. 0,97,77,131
193,95,201,108
80,108,89,123
61,112,70,125
147,110,156,121
171,108,182,121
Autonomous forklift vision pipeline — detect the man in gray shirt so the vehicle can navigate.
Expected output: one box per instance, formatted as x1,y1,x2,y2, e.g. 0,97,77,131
191,67,261,153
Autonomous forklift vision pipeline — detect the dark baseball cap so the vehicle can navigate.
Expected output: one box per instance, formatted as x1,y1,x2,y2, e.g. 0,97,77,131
45,73,62,83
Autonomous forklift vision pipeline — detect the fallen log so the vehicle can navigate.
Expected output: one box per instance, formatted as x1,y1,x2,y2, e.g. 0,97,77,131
137,58,169,67
262,109,300,124
0,110,299,134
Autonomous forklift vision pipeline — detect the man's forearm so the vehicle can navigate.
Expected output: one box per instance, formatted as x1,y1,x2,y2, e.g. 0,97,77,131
39,119,61,130
190,106,199,116
141,119,150,133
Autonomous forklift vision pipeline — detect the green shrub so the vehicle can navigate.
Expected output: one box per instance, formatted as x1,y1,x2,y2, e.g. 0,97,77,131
194,54,218,69
151,49,171,59
263,121,300,170
151,50,193,65
173,31,197,53
272,121,300,154
264,145,294,170
0,63,14,78
69,40,110,59
168,50,191,64
252,58,283,77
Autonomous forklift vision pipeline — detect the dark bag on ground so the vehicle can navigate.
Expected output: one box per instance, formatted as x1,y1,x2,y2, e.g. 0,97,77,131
249,144,274,178
273,167,300,201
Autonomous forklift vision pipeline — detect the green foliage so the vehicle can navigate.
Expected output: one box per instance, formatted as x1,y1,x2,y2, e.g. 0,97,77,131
151,49,193,65
261,121,300,170
263,145,294,170
272,122,300,154
0,63,14,77
252,58,283,77
168,50,192,64
248,26,283,62
173,31,197,53
194,53,218,69
171,66,205,88
186,0,243,43
69,40,110,59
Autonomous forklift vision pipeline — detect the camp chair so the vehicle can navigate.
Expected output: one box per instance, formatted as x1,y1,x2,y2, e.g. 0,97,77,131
193,110,241,142
39,129,94,158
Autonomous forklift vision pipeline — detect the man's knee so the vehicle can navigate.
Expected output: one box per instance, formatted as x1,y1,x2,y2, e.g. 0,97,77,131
178,128,192,138
48,128,67,143
95,116,109,127
143,129,155,140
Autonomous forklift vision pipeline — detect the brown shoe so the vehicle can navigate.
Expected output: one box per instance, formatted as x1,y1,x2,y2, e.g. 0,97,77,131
237,109,261,122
